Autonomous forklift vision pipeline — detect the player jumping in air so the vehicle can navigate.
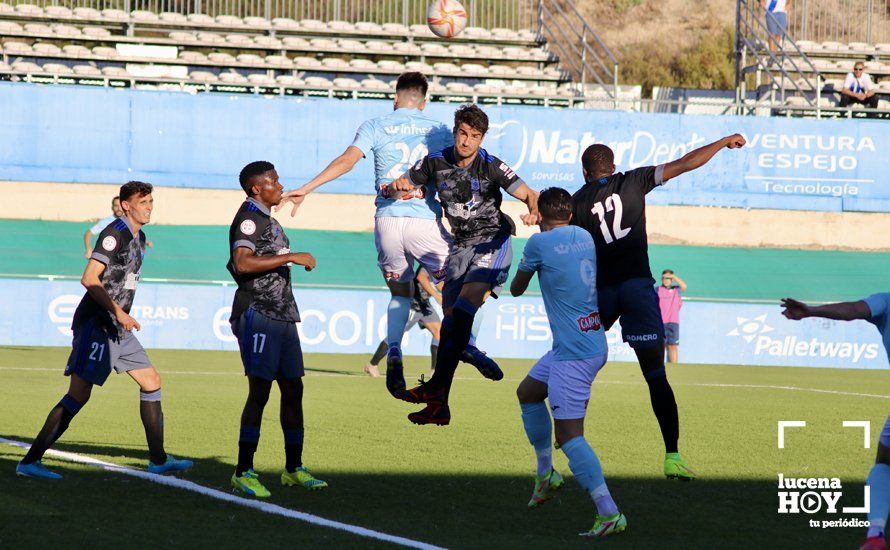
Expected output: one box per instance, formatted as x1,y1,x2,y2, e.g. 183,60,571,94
512,187,626,537
392,104,540,426
279,72,500,396
781,293,890,550
17,182,193,479
571,134,746,480
228,161,326,498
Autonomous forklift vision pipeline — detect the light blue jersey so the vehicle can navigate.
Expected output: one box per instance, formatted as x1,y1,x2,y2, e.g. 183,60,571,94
350,107,452,219
518,225,608,360
864,292,890,365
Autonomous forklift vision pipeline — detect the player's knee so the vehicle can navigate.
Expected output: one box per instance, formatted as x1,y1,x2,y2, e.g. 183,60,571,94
137,368,162,391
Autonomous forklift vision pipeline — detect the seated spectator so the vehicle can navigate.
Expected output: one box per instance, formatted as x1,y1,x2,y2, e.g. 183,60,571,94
840,62,879,109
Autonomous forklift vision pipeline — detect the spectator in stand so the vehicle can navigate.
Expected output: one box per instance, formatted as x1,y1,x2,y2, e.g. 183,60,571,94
763,0,791,55
840,61,879,109
84,196,152,258
657,269,686,364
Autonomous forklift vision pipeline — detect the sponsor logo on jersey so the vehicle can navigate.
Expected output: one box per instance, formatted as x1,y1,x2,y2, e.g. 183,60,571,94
240,219,256,236
498,162,516,180
576,311,602,333
626,333,659,342
102,236,117,251
383,124,434,136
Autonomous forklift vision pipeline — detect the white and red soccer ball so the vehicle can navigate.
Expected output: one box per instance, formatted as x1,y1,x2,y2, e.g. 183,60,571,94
427,0,468,38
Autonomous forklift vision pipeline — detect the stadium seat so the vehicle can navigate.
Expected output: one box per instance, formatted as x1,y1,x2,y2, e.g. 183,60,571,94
365,40,390,52
226,34,253,45
392,42,420,54
282,36,310,48
33,43,62,55
409,24,434,37
15,3,43,16
338,39,364,51
405,61,433,73
333,76,361,88
462,63,487,75
543,67,562,77
848,42,876,54
489,64,512,76
428,81,446,93
300,19,326,30
247,73,275,85
876,43,890,53
253,36,282,48
0,61,10,71
73,7,101,19
44,6,73,18
131,10,160,22
445,82,473,93
243,16,268,27
517,29,538,41
503,46,532,59
433,62,460,73
3,41,33,54
321,57,349,69
216,15,244,26
361,77,392,89
72,64,101,76
380,23,406,34
66,44,93,56
272,17,299,29
169,31,196,42
24,23,51,34
349,58,376,69
328,20,355,31
187,13,215,25
377,60,405,71
190,70,218,83
236,53,264,66
516,65,544,76
475,45,502,58
820,41,845,51
43,63,74,75
0,21,23,32
91,46,119,58
0,2,13,14
11,60,41,73
463,27,491,38
878,80,890,91
310,38,338,50
208,52,236,63
101,66,129,77
449,44,476,57
197,32,226,44
265,55,293,67
275,74,304,85
82,26,112,38
421,43,449,55
352,21,381,33
304,75,332,87
293,56,321,68
101,9,129,22
491,28,519,40
219,71,248,84
158,12,185,22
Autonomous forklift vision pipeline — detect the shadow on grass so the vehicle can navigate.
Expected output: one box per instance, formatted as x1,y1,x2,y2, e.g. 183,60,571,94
0,435,865,550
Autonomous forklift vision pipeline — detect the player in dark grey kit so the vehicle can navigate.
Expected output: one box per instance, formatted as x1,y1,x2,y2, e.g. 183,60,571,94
571,134,746,480
392,104,539,425
228,161,327,498
16,181,193,479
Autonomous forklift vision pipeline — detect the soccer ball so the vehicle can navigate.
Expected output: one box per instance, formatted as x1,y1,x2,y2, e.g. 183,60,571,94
427,0,468,38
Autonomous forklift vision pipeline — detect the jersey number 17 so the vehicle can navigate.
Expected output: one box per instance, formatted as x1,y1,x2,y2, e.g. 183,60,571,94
590,193,631,244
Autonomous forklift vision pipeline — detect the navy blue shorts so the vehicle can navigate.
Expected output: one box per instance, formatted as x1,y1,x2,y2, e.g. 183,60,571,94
664,322,680,345
232,308,304,381
442,236,512,309
65,318,151,386
598,277,665,349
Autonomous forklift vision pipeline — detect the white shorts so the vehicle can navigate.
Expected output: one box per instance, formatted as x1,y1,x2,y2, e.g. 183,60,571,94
528,350,607,420
374,216,452,283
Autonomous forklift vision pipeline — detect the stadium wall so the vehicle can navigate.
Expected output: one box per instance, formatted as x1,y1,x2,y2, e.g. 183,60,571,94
2,279,885,370
1,82,888,213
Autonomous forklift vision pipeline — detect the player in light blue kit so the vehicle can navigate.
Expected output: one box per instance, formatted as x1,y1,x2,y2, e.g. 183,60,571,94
511,187,626,538
280,72,499,396
781,293,890,550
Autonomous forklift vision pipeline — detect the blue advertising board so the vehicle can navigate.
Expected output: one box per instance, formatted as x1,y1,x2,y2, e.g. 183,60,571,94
0,82,887,212
1,279,885,370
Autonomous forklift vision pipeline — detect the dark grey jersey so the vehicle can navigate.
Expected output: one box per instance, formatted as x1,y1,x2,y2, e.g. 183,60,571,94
72,217,145,335
227,198,300,323
407,146,524,246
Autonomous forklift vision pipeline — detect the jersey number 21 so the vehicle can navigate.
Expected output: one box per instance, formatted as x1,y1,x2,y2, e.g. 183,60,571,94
590,194,631,244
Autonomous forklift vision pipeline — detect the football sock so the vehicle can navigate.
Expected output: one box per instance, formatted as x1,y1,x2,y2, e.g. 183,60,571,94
22,394,83,464
139,388,167,465
562,436,618,516
866,463,890,538
520,402,553,477
430,297,477,400
637,345,680,454
237,426,260,476
283,429,304,473
430,341,439,372
278,378,304,473
237,377,271,476
386,295,412,351
468,308,484,348
369,340,388,366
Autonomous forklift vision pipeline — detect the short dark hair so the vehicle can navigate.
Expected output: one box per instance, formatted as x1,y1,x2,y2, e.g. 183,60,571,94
119,181,152,202
662,269,674,275
239,161,275,195
111,196,120,203
396,72,428,97
538,187,573,221
581,144,615,180
454,104,489,135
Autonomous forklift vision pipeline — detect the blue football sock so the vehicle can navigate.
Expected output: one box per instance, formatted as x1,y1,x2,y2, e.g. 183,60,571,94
562,436,618,516
520,402,553,477
867,463,890,537
386,295,412,352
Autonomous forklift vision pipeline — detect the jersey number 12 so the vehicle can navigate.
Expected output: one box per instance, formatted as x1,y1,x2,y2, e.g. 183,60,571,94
590,194,631,244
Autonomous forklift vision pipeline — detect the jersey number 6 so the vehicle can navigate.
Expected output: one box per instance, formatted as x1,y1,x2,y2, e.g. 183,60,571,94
590,193,631,244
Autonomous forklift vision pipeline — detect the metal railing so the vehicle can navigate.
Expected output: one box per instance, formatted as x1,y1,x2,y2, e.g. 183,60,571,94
536,0,618,100
789,0,890,45
736,0,823,115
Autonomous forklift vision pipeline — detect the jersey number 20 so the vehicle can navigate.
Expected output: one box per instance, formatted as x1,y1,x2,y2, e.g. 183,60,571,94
590,194,631,244
386,143,429,180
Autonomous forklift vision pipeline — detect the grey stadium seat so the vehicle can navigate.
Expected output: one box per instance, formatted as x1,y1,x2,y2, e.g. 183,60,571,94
159,12,187,23
130,10,160,22
101,9,129,22
63,44,92,56
187,13,215,25
73,7,101,19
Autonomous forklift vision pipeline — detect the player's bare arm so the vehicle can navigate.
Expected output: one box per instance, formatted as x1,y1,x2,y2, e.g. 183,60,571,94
416,268,442,305
279,146,365,216
510,269,534,297
661,134,746,183
83,229,93,258
508,183,541,226
781,298,871,321
671,274,687,292
233,247,317,273
80,258,140,331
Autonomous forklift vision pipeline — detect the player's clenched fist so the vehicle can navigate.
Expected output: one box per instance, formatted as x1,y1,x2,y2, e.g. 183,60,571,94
290,252,317,271
780,298,810,320
725,134,746,149
390,176,415,192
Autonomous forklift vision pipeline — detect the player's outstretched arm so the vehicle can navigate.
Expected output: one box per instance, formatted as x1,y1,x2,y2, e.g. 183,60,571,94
511,269,534,297
81,259,140,331
83,229,93,258
416,268,442,305
278,146,364,216
233,247,316,274
780,298,871,321
661,134,746,183
508,183,541,226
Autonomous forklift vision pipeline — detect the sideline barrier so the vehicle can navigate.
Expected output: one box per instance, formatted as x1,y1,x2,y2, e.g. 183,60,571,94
0,83,887,213
2,279,885,370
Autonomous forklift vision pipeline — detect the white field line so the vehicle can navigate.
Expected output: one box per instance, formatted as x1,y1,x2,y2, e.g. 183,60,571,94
0,437,444,550
1,366,887,399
